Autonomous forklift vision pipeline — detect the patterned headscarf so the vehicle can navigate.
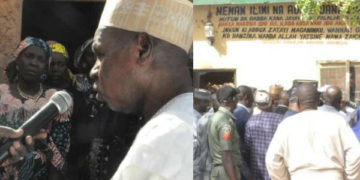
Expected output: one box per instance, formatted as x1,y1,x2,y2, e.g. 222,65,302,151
74,38,94,70
5,37,51,82
46,41,69,60
46,41,75,86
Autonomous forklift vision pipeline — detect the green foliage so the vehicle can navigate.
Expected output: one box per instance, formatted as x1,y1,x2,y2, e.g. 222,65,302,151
295,0,360,26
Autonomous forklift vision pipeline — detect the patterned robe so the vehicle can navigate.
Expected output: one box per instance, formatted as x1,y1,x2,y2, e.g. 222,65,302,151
0,84,71,180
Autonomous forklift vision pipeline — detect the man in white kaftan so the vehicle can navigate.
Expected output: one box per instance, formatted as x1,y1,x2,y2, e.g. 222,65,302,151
266,83,360,180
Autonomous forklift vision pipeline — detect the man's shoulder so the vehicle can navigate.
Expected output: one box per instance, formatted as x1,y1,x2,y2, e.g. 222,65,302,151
316,110,349,122
211,110,226,120
149,93,193,130
250,112,283,120
285,110,346,123
135,115,192,150
209,112,233,129
234,106,250,117
152,111,192,129
263,111,284,117
310,109,343,117
197,111,214,126
248,113,263,123
119,117,192,180
247,113,281,128
269,112,285,120
129,111,193,153
317,105,327,111
284,109,296,116
154,93,193,125
318,105,339,114
275,105,288,112
234,105,247,112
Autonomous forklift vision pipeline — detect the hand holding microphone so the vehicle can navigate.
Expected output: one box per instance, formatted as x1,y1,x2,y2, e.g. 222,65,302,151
0,127,47,167
0,91,72,165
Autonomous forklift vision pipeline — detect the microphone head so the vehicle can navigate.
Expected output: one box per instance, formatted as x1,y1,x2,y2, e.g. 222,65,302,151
49,91,72,114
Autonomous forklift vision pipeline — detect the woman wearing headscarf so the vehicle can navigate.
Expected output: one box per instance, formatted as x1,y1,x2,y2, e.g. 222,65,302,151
44,40,88,179
73,38,95,93
44,41,76,90
1,37,72,180
72,39,142,180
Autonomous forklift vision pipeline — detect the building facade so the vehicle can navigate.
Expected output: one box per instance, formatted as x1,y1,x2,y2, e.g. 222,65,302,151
194,0,360,102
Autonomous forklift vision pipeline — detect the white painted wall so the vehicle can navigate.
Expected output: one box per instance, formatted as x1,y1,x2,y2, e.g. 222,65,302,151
194,4,360,91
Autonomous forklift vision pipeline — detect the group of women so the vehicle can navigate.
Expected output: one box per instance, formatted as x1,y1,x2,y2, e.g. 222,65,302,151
0,37,141,180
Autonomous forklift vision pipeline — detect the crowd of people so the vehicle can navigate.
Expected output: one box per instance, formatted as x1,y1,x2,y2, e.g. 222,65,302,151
193,83,360,180
0,36,142,180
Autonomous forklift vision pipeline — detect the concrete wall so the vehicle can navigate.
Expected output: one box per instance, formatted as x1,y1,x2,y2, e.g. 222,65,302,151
194,3,360,90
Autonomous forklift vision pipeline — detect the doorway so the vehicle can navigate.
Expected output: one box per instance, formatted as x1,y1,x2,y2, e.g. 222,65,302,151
22,0,105,73
193,69,236,92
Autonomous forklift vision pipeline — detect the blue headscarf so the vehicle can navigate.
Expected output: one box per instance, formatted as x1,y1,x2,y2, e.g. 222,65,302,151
5,37,51,82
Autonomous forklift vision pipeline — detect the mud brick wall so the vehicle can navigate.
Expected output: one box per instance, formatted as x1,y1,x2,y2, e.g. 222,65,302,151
0,0,23,83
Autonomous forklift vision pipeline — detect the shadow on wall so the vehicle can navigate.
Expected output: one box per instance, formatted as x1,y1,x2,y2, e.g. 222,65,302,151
193,18,228,57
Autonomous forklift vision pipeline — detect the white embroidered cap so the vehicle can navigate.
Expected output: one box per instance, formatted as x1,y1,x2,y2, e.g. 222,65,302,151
98,0,193,52
254,90,273,109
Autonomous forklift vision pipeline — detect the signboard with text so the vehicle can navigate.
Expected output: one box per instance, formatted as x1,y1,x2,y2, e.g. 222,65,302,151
214,4,360,45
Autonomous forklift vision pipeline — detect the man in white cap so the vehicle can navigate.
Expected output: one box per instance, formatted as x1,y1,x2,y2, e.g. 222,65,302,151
242,90,283,180
194,88,211,124
89,0,193,179
193,88,210,179
194,94,220,180
193,88,211,173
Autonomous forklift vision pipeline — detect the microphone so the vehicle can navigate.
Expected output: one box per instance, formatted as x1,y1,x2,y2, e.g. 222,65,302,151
0,91,72,164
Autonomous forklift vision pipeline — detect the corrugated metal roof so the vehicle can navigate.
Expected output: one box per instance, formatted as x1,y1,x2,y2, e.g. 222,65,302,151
194,0,296,5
